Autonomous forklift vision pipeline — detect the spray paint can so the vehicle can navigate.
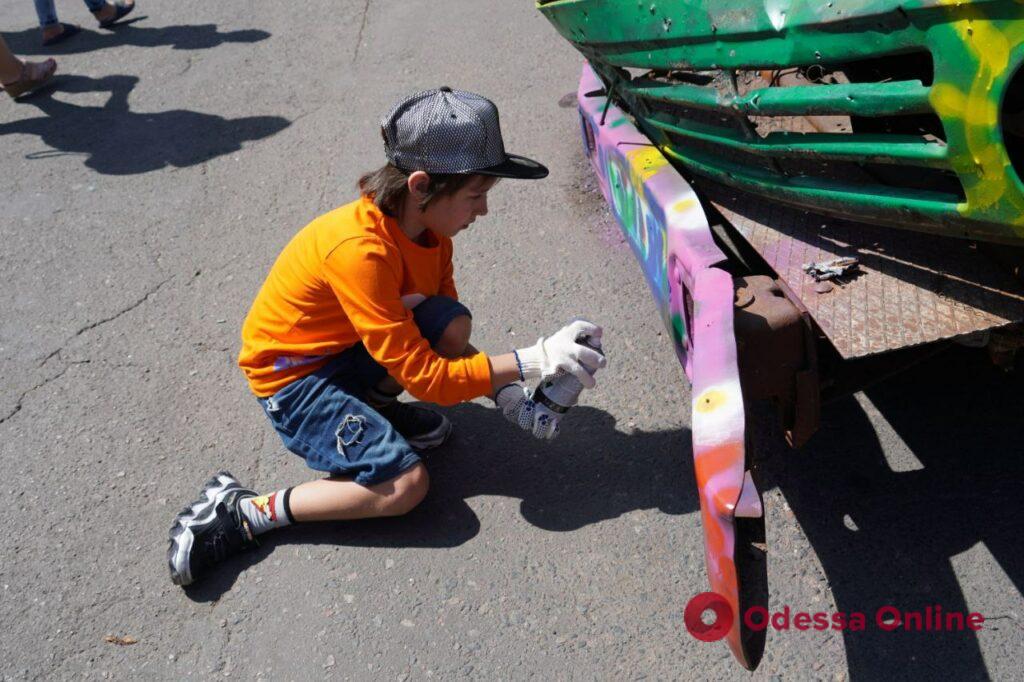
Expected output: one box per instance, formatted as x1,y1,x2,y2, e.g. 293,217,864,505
531,335,604,413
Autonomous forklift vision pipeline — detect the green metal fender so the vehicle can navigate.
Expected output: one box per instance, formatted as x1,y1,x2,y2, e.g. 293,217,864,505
538,0,1024,245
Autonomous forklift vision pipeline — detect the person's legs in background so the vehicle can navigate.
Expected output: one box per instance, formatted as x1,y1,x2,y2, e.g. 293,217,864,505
35,0,136,46
32,0,59,32
88,0,135,28
33,0,69,44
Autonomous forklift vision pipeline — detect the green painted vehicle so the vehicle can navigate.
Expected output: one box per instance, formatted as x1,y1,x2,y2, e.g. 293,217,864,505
538,0,1024,245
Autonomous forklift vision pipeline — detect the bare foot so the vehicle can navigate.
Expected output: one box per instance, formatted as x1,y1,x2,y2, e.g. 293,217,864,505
26,58,57,82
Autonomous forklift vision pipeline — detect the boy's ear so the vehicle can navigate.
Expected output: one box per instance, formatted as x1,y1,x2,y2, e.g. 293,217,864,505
407,171,431,198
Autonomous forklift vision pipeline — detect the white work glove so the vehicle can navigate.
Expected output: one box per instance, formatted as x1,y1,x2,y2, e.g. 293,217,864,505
494,383,561,441
515,319,606,388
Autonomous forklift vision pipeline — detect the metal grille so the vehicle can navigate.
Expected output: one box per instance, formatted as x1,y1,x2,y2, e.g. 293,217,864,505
703,182,1024,358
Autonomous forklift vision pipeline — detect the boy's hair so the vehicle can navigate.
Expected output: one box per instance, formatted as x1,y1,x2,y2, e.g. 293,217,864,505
358,163,479,217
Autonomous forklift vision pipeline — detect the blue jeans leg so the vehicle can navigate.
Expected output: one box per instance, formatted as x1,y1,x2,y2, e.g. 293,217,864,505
256,295,473,485
33,0,58,28
259,355,422,487
35,0,108,28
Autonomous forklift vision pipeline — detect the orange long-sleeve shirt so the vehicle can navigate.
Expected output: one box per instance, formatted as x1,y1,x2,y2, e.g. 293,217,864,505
238,196,492,405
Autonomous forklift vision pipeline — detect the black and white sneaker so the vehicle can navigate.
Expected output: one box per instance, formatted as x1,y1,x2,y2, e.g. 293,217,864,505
167,471,258,586
376,401,452,450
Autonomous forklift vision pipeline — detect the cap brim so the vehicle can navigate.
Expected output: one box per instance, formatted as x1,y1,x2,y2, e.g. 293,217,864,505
474,153,549,180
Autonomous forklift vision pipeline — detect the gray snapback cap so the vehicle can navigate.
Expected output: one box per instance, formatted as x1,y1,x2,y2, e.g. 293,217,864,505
381,87,548,179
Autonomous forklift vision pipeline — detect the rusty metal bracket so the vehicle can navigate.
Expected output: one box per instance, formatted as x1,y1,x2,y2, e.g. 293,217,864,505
733,275,820,447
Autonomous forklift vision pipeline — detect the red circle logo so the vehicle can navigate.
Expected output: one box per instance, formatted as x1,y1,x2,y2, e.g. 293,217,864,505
684,592,734,642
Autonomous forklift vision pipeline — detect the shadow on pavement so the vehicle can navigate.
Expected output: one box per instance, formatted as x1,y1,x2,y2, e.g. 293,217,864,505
180,346,1021,679
0,74,289,174
185,404,698,602
754,346,1023,680
3,20,270,55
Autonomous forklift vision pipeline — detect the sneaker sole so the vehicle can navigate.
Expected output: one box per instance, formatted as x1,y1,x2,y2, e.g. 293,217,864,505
167,472,251,586
405,413,453,451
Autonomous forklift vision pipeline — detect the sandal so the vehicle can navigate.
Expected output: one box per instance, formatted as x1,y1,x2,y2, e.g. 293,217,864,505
98,0,135,29
41,23,81,47
2,58,57,100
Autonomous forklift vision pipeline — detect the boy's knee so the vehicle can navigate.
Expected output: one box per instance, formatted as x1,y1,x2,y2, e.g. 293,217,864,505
434,315,472,358
410,296,473,358
379,463,429,516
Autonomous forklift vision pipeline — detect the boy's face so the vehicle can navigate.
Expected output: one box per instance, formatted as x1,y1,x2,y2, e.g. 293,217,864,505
417,174,498,239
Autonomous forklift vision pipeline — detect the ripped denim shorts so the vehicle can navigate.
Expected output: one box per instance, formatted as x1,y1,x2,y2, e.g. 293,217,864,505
257,295,470,487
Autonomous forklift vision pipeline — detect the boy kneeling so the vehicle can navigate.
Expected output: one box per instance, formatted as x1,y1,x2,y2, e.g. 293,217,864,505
168,87,605,586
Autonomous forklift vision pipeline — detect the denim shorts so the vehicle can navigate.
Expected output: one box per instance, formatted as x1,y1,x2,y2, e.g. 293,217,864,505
258,295,471,487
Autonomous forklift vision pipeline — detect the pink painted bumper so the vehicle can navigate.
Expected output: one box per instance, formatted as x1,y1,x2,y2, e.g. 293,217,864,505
576,62,765,669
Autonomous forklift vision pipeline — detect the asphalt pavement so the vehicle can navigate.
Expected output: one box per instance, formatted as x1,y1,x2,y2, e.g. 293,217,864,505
1,1,1021,679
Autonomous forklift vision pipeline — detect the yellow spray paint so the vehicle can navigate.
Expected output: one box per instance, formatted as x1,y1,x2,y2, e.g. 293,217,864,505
625,146,669,186
696,388,728,413
931,3,1024,231
672,197,698,213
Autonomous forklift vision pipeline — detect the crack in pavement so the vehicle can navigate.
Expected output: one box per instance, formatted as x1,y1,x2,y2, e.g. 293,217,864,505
292,104,325,125
35,277,172,371
984,614,1023,630
75,277,171,335
4,278,172,425
353,0,371,64
0,355,91,425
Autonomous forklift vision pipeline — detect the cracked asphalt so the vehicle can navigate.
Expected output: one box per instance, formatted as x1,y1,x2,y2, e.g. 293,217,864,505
1,1,1021,679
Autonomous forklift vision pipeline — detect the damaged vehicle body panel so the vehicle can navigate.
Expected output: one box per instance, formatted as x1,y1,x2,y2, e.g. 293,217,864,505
543,0,1024,671
540,0,1024,245
576,64,769,669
